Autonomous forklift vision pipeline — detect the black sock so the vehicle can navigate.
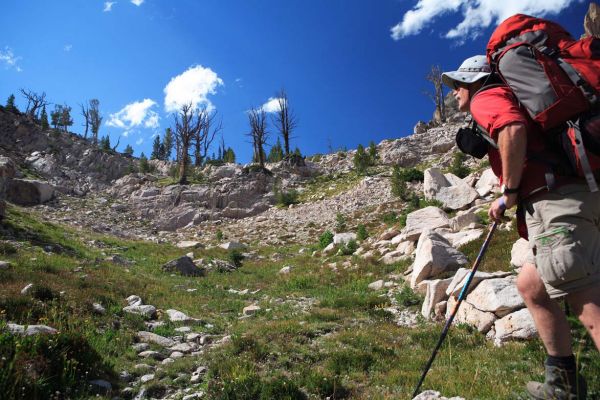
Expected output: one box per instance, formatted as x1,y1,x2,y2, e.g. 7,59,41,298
545,354,576,371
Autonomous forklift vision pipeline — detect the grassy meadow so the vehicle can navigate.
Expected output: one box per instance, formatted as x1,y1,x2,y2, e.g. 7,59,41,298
0,205,598,399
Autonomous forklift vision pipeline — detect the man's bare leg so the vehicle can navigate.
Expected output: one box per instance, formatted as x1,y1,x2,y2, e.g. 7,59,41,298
568,284,600,351
516,262,573,356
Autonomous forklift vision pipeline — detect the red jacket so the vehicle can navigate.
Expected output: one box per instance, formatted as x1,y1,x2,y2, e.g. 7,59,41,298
470,86,574,239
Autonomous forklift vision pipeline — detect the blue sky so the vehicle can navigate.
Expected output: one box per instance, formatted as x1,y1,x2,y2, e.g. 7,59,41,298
0,0,590,162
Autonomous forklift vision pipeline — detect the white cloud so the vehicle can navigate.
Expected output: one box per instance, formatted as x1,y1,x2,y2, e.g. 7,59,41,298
64,44,72,52
0,47,22,71
261,97,284,113
136,138,144,145
131,0,144,6
391,0,577,41
106,99,160,130
163,65,224,113
103,2,116,12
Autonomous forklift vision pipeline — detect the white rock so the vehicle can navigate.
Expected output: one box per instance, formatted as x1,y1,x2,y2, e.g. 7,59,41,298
435,182,479,210
126,295,143,306
322,242,336,255
421,278,453,318
123,305,156,319
219,241,247,251
166,309,197,323
396,241,416,255
170,351,185,359
333,232,357,245
7,323,58,336
446,296,496,334
446,268,512,298
243,305,261,316
491,308,537,346
0,261,10,270
140,373,155,383
177,241,203,249
169,343,194,353
402,207,450,242
424,168,450,200
410,230,468,288
368,280,385,290
278,266,292,274
136,331,176,347
449,212,480,232
92,303,106,315
379,228,401,241
379,251,409,265
466,277,524,317
511,238,532,269
21,283,34,295
439,229,483,248
413,389,465,400
475,168,499,197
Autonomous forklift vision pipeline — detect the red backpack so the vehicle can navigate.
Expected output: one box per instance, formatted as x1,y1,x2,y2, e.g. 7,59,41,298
486,14,600,192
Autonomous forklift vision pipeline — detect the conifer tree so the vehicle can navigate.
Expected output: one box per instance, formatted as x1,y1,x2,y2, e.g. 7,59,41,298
100,135,111,151
40,105,49,130
6,94,17,112
59,104,73,133
267,137,284,163
150,135,162,160
163,128,174,161
353,144,369,174
223,147,236,163
123,144,134,156
368,141,378,166
139,152,150,173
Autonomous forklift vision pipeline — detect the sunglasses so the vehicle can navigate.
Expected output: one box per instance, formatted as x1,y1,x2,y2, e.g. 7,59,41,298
452,80,470,90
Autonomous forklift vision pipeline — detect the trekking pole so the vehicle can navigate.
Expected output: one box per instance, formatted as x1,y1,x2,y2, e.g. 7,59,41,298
411,220,498,399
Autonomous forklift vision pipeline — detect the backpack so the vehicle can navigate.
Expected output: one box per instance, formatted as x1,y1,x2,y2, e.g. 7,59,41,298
486,14,600,192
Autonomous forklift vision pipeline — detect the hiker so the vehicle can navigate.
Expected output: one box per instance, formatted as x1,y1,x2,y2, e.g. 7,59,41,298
442,54,600,399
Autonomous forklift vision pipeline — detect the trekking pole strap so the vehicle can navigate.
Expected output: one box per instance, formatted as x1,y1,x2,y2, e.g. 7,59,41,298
570,120,599,192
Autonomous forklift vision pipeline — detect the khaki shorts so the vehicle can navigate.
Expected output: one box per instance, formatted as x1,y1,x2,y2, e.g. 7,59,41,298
524,184,600,299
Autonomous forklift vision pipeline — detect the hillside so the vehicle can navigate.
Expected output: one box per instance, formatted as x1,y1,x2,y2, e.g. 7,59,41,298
2,5,600,396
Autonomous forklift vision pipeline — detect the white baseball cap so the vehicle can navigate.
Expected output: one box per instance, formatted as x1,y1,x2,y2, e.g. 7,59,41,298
442,55,491,88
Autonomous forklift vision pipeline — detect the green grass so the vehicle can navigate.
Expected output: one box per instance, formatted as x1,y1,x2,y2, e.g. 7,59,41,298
0,205,598,399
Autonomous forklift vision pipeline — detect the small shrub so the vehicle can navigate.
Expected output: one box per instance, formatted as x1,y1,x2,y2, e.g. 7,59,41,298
449,152,470,178
356,224,368,241
339,239,358,256
399,167,425,182
261,376,306,400
318,231,334,249
382,212,398,225
31,285,57,302
215,230,224,241
391,166,410,200
228,249,245,268
335,213,347,232
353,144,370,175
396,285,422,308
0,242,17,255
276,189,299,207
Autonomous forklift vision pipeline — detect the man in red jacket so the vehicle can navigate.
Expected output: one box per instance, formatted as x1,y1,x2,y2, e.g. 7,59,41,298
443,55,600,400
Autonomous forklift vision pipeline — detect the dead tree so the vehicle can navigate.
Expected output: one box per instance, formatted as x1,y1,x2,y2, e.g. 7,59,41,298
174,103,203,184
89,99,102,144
248,107,268,170
424,65,446,124
80,103,90,138
20,89,49,119
194,108,222,166
272,89,297,155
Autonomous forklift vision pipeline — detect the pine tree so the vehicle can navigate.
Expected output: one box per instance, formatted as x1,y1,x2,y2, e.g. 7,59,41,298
267,138,284,163
368,141,378,166
59,105,73,133
353,144,369,175
40,105,49,130
293,147,302,157
5,94,17,112
139,152,150,173
123,144,134,156
391,165,410,200
100,135,111,151
150,135,162,160
163,128,174,161
223,147,236,163
50,105,62,130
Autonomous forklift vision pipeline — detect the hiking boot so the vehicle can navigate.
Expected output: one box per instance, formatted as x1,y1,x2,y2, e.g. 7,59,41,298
526,365,587,399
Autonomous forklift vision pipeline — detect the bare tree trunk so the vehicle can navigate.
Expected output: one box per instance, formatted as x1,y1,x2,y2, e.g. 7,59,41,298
425,65,446,124
248,108,268,170
174,103,203,184
273,89,297,156
20,89,49,119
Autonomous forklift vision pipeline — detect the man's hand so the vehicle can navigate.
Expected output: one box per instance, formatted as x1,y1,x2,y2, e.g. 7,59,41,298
488,194,517,221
